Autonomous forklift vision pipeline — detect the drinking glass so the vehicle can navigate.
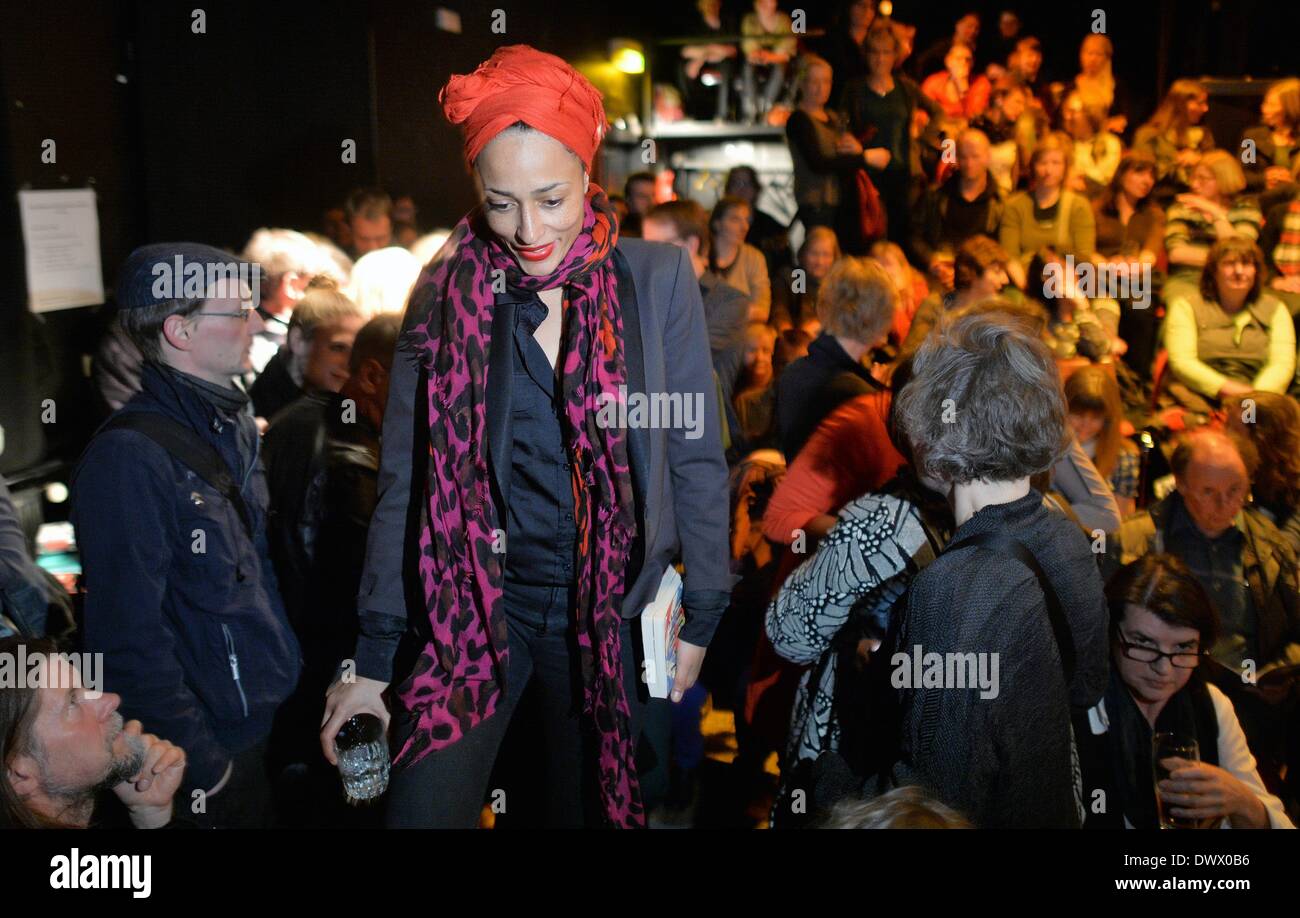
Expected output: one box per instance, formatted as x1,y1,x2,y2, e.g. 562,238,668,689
335,713,390,804
1152,732,1201,829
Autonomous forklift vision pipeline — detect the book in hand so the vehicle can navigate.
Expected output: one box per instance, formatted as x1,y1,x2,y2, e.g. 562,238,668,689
640,565,685,699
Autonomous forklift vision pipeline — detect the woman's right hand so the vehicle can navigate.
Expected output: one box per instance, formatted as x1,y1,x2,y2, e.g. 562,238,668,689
320,676,391,766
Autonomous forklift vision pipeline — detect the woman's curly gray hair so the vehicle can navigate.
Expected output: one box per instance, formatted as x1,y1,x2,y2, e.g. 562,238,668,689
894,310,1069,485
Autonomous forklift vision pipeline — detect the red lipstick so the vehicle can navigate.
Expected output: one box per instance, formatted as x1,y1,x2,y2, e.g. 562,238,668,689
516,242,555,262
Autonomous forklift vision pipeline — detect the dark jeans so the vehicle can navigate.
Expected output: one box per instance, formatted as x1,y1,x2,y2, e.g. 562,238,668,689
740,61,790,123
385,582,647,828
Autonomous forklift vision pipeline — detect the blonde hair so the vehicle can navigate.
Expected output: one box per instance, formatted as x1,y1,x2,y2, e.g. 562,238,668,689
347,246,422,316
1074,34,1115,121
816,256,898,344
288,277,364,340
1146,79,1208,146
1029,131,1074,185
796,53,832,88
1195,149,1247,197
1266,78,1300,135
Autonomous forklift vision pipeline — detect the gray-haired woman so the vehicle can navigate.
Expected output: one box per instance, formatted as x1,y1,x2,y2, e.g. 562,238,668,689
887,309,1110,827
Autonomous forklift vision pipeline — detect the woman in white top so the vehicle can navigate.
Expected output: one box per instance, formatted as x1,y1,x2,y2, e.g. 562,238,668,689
1081,554,1293,829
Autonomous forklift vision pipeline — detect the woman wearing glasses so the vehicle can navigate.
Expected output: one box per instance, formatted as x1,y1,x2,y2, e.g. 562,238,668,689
1078,554,1293,829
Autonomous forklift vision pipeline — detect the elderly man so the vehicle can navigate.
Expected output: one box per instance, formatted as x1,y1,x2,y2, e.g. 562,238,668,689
1103,428,1300,674
1,637,186,829
70,243,302,829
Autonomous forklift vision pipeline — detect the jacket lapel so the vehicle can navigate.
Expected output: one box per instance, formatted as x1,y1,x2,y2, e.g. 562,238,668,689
615,249,649,515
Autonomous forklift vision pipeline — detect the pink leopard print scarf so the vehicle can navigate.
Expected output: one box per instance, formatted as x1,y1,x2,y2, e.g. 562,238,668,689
397,186,644,827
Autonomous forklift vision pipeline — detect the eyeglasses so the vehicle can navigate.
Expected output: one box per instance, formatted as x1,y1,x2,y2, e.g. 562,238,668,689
1117,634,1205,669
193,306,264,323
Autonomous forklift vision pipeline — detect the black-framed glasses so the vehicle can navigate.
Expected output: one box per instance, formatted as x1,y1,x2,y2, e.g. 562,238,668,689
1117,634,1205,669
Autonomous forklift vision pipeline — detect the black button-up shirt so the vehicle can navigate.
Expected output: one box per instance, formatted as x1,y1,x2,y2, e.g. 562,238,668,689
504,294,579,587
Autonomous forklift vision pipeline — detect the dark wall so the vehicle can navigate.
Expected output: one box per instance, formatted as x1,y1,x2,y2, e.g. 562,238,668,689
369,0,666,229
0,2,135,474
0,1,375,474
132,0,373,248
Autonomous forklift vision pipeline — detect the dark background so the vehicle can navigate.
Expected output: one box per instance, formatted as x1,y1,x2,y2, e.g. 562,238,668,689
2,0,1298,479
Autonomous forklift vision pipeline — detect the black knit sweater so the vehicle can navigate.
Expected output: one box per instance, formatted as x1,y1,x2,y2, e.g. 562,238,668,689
892,490,1110,828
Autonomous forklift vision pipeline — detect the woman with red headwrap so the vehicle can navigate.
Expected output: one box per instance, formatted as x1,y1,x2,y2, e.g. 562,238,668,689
319,46,734,828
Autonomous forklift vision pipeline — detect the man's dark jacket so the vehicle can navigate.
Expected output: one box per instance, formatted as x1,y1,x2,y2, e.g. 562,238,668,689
249,348,301,421
353,240,736,685
71,362,302,789
910,169,1005,270
775,332,883,460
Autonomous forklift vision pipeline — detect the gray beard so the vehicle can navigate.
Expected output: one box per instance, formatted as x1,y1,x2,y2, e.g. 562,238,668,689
101,731,147,789
39,714,146,807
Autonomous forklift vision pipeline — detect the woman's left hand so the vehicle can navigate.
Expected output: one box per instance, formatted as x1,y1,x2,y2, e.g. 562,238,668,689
1158,759,1271,829
671,641,707,703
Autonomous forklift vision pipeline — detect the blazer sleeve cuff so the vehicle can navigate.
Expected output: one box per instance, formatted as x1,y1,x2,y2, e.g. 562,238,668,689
680,589,732,646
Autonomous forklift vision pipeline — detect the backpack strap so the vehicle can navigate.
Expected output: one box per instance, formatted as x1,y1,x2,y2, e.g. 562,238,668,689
95,412,255,541
948,530,1076,686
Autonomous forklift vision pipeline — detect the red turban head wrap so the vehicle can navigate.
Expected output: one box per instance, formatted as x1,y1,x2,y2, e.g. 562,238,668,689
440,45,607,171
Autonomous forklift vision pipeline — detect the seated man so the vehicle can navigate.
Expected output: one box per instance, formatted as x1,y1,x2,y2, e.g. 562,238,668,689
910,129,1004,289
1104,427,1300,674
1,637,186,829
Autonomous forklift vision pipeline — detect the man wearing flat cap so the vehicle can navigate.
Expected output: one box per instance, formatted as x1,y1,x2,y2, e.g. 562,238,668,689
70,243,301,828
